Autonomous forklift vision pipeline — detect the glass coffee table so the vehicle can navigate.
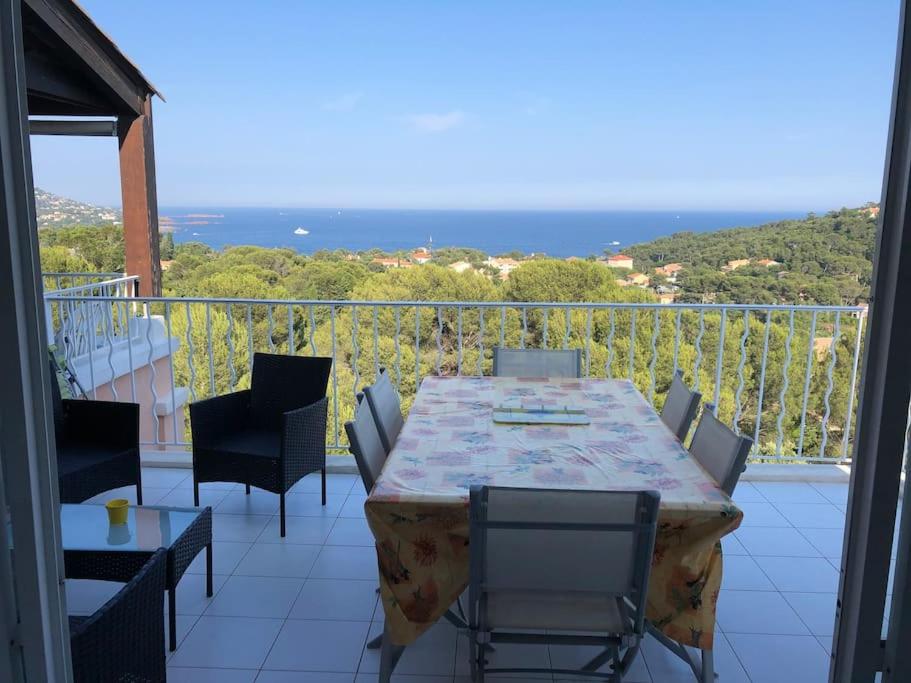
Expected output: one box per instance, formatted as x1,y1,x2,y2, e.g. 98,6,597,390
61,504,213,651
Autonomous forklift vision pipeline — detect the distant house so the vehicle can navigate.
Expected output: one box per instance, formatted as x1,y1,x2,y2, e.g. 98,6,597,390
657,292,676,304
722,258,750,272
655,262,683,278
372,256,404,268
411,248,432,264
756,258,781,268
448,260,474,274
860,205,881,218
606,254,634,270
626,272,650,287
485,256,521,279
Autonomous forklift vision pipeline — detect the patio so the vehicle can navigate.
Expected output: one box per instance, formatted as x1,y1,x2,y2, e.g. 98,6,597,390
63,467,874,683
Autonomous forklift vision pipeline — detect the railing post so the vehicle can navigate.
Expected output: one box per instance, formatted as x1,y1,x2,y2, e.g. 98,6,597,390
713,308,727,415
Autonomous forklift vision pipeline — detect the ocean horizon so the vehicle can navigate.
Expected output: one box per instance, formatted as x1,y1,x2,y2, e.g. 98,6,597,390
160,207,809,258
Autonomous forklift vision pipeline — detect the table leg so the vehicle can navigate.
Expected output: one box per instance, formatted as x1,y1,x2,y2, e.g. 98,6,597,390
701,648,715,683
206,543,213,597
379,624,404,683
168,587,177,652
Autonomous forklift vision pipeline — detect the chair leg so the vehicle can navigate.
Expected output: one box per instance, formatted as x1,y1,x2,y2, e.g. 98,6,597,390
168,588,177,651
472,630,486,683
193,479,199,507
206,543,213,597
321,467,326,506
378,625,404,683
280,492,286,537
135,461,143,506
245,483,251,495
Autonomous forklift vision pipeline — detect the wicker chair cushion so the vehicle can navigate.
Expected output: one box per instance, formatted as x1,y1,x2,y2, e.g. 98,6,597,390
211,427,281,459
56,445,135,476
249,353,332,431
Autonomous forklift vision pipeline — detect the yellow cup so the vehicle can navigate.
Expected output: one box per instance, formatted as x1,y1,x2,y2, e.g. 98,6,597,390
105,498,129,525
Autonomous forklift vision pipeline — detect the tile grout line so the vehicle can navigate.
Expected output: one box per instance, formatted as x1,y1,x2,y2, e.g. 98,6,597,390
714,630,755,683
733,517,836,646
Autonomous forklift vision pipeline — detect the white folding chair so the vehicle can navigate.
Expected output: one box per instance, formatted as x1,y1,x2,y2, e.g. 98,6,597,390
491,347,582,378
660,370,702,441
364,367,404,454
344,392,387,494
468,486,660,682
688,404,753,495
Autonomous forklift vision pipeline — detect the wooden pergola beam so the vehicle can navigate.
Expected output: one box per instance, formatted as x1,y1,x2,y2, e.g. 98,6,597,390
118,95,160,296
29,118,116,136
23,0,154,116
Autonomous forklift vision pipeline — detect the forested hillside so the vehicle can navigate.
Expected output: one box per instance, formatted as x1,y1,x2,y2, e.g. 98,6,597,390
625,208,876,305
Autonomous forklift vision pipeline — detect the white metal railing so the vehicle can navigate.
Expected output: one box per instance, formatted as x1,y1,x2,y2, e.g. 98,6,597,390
42,274,139,353
42,272,126,292
41,293,867,462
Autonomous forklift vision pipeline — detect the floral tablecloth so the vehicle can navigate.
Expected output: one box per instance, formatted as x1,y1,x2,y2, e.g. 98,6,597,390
365,376,742,649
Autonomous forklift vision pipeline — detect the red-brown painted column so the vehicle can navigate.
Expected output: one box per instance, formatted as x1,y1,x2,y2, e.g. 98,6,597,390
118,94,161,296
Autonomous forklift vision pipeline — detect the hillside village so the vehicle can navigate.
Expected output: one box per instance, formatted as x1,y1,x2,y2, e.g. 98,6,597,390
361,246,789,304
34,187,121,228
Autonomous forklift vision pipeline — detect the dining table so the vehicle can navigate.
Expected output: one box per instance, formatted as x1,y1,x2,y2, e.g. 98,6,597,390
365,375,744,682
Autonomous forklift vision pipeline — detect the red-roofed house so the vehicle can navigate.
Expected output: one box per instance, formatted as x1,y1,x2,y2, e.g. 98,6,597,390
411,249,432,264
606,254,634,269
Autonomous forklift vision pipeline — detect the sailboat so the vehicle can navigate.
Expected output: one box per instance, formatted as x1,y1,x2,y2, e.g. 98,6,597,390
294,227,310,236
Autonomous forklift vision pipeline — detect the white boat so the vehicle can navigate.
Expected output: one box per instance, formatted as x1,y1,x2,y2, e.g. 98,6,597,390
294,227,310,235
609,240,621,246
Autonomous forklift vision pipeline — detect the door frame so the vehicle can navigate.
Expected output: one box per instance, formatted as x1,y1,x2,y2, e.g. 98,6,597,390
831,0,911,679
0,0,72,679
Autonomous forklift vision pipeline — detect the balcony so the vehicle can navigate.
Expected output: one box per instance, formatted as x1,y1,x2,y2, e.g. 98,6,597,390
39,273,898,683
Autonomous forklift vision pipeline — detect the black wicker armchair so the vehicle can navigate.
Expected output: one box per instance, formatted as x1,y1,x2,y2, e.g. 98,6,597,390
68,547,167,683
190,352,332,536
49,362,143,504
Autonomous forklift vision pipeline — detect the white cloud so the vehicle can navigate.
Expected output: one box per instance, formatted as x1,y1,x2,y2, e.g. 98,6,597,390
321,92,363,112
406,110,466,133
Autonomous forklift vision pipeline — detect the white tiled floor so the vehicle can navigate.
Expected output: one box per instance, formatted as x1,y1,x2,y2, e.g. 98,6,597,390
69,470,881,682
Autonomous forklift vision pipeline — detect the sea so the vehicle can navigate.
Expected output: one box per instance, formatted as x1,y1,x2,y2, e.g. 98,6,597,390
160,208,808,258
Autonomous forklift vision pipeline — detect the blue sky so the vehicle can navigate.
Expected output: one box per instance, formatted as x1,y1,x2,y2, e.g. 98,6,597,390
30,0,899,210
